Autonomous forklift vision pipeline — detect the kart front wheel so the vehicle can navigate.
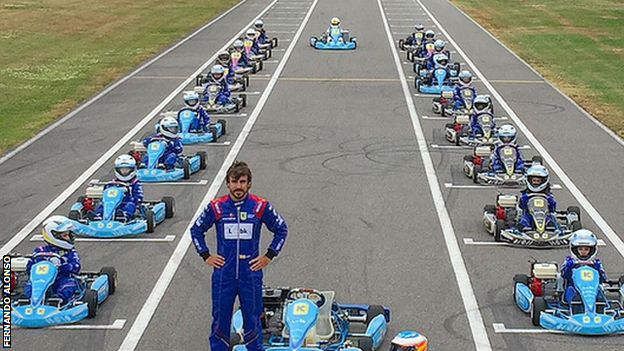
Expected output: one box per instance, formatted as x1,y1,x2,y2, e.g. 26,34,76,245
484,204,496,215
146,210,155,233
198,151,207,170
494,219,505,242
100,267,118,295
83,289,98,318
183,159,191,179
570,220,582,232
531,297,546,326
365,305,385,325
567,206,581,223
218,119,227,135
473,164,482,184
68,210,81,221
240,94,247,107
162,196,175,219
531,155,543,165
357,337,374,351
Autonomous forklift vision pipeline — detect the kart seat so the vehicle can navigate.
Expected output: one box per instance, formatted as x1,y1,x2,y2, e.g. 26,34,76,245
316,291,336,340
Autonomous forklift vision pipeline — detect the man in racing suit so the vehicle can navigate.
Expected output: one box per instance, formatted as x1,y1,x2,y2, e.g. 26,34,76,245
453,71,477,110
24,216,81,304
91,155,144,221
214,51,236,86
182,91,211,132
191,161,288,351
142,117,183,170
423,54,452,85
254,19,269,45
560,230,607,303
321,17,344,42
203,65,232,106
490,124,524,173
231,40,251,69
405,23,425,46
517,165,557,230
425,40,450,70
468,95,495,139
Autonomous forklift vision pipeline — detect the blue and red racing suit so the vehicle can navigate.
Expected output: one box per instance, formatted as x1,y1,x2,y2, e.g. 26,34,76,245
490,142,525,173
142,133,183,170
186,106,211,132
517,189,557,230
202,78,231,105
453,85,477,109
191,194,288,351
560,256,607,302
93,177,144,220
257,29,268,44
23,245,81,304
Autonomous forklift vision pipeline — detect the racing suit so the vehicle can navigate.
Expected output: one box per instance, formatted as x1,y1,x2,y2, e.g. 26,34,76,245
23,245,81,304
426,65,451,85
517,188,557,230
191,194,288,351
469,112,496,138
405,32,422,46
560,256,607,303
453,85,477,110
322,25,344,41
142,133,183,170
425,49,451,70
93,178,144,221
186,106,211,132
232,49,250,69
257,28,268,44
202,78,231,105
490,142,525,173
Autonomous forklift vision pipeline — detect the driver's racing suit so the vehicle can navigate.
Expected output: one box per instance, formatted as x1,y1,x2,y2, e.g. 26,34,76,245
560,256,607,303
191,194,288,351
23,245,81,304
490,142,525,173
517,188,557,230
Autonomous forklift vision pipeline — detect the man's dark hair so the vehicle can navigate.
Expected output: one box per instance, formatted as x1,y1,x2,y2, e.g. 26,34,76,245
227,161,252,183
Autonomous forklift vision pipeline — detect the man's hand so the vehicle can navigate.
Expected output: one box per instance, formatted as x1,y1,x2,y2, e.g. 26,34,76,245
249,256,271,271
205,254,225,268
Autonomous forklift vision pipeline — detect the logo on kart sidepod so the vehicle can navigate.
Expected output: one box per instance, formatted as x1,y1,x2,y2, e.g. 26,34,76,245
293,302,309,315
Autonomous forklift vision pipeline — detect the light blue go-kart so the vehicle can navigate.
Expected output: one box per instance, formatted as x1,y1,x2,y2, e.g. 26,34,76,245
131,138,206,182
231,287,389,351
10,252,116,328
311,27,357,50
155,109,226,144
415,67,455,94
514,261,624,334
67,180,174,237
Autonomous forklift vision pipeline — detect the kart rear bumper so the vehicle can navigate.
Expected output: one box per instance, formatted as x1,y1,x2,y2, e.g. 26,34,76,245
310,37,356,50
71,220,148,237
499,229,571,247
12,304,88,328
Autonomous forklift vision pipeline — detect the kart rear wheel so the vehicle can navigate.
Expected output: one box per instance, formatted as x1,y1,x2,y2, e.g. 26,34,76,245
473,164,482,184
407,51,413,62
68,210,81,221
484,204,496,215
531,297,546,326
146,210,155,233
198,151,208,170
252,64,257,74
365,305,385,326
567,206,581,223
514,274,529,286
240,94,247,107
244,75,250,87
398,39,405,50
357,337,374,351
415,79,421,91
570,220,582,232
441,105,446,117
209,127,218,143
218,119,227,135
531,155,543,165
183,159,191,179
83,289,98,318
162,196,175,219
100,267,118,295
494,219,505,242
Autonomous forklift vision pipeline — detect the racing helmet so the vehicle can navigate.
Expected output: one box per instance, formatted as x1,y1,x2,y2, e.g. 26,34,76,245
254,19,264,30
433,39,445,52
42,215,77,250
114,154,137,182
233,39,244,52
331,17,340,26
497,124,517,144
424,29,435,40
569,229,598,263
210,64,226,83
414,23,425,32
458,70,473,86
246,28,258,40
217,51,231,67
525,165,550,192
474,95,492,114
183,91,200,110
433,53,449,67
389,330,428,351
159,116,179,139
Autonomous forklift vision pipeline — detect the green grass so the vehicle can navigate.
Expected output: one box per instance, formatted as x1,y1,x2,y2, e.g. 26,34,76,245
450,0,624,136
0,0,240,153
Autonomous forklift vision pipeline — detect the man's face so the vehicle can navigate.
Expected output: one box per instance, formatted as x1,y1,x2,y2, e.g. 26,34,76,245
577,246,591,257
228,175,251,200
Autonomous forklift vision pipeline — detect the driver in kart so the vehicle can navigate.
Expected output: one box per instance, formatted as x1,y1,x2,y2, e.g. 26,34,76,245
182,91,211,132
404,23,425,46
517,165,557,230
245,28,262,55
468,95,496,139
425,40,449,70
231,39,251,68
253,19,269,45
418,29,436,56
490,124,525,173
453,70,477,110
321,17,344,42
203,65,232,106
423,54,452,85
89,155,144,221
191,161,288,351
142,117,183,170
23,216,81,305
561,230,608,303
215,51,236,85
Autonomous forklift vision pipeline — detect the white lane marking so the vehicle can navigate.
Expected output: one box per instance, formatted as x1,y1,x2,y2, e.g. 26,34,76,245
450,4,624,149
205,141,232,146
273,48,286,51
0,0,280,257
377,0,493,350
431,144,531,150
0,0,251,167
413,93,428,97
415,0,624,257
444,183,563,190
463,238,607,247
421,115,448,120
145,180,209,186
244,91,262,95
26,319,128,330
269,23,300,26
219,113,248,118
31,235,176,243
263,60,281,63
117,0,318,349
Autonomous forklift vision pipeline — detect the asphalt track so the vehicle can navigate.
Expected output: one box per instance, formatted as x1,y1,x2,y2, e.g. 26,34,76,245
2,0,624,350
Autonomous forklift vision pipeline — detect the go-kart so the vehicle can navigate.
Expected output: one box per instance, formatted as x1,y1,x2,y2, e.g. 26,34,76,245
244,38,272,61
199,84,247,114
230,51,263,74
10,252,117,328
463,145,542,186
444,113,497,147
156,109,226,144
230,287,389,351
311,28,357,50
197,70,249,92
67,179,174,236
483,193,581,247
432,88,479,117
130,138,206,182
415,67,455,94
513,261,624,334
259,34,278,50
406,41,434,64
398,33,424,56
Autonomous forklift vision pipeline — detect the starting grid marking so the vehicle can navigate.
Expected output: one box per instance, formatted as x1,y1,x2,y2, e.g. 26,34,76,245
420,115,508,121
145,180,209,185
464,238,607,247
30,235,177,243
430,144,532,150
492,323,622,334
444,183,563,190
17,319,127,331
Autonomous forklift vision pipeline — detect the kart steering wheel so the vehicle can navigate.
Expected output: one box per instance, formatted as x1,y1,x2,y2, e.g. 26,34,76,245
287,288,326,307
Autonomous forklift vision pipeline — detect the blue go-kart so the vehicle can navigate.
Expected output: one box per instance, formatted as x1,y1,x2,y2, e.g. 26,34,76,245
415,67,455,94
67,180,173,237
131,138,206,182
10,252,116,328
311,28,357,50
201,84,247,114
514,261,624,335
231,287,389,351
156,109,226,144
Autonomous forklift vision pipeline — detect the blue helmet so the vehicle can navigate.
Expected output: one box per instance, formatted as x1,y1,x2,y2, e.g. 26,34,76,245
183,91,200,109
414,23,424,32
497,124,517,144
159,116,179,139
254,19,264,30
458,70,473,86
114,154,137,182
525,165,550,192
433,53,449,67
434,39,445,52
474,95,492,114
210,64,226,83
569,229,598,262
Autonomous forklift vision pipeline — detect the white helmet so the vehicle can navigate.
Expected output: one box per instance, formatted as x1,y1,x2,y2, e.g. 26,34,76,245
233,39,244,52
569,229,598,263
183,91,200,109
474,95,492,114
254,19,264,30
246,28,258,39
331,17,340,26
159,116,179,139
458,70,473,86
497,124,517,144
42,215,77,250
525,165,550,192
433,53,449,67
114,154,137,182
210,64,226,83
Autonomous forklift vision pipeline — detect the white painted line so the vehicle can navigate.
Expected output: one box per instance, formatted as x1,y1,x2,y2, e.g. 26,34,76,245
269,23,300,26
464,238,607,247
445,183,562,190
0,0,252,166
245,91,262,95
265,17,304,20
413,93,427,97
0,0,281,258
117,0,318,349
145,180,209,186
431,144,530,150
376,0,492,350
281,38,292,41
31,235,176,243
422,115,448,120
264,60,281,63
391,25,417,28
273,48,286,51
205,141,232,146
43,319,127,330
416,0,624,258
492,323,557,334
220,113,248,118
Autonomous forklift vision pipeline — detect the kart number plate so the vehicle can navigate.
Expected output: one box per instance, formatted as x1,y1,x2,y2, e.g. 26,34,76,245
480,116,490,122
581,270,594,281
244,40,253,47
503,148,513,155
332,29,340,34
107,189,118,197
426,43,434,50
293,302,309,315
532,198,545,208
36,265,49,274
232,52,241,59
209,85,219,92
150,143,160,150
463,90,473,97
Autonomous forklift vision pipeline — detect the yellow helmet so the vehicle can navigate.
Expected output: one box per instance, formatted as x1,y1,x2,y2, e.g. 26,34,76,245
331,17,340,26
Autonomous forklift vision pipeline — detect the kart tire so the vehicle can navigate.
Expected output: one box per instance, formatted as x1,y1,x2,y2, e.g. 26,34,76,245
407,51,413,62
463,155,473,162
259,61,264,71
198,151,207,170
77,195,85,203
619,276,624,287
218,119,227,135
494,219,505,242
68,210,81,221
209,126,218,142
473,164,482,184
100,267,118,295
252,64,257,74
365,305,385,326
398,39,405,50
415,79,421,91
531,297,546,327
570,220,582,232
240,82,246,91
357,337,374,351
272,37,278,47
241,94,247,107
229,332,242,351
146,210,155,233
514,274,530,286
484,204,496,215
83,289,98,318
455,131,462,146
163,196,175,219
567,206,581,223
183,159,191,179
244,75,250,87
441,105,446,117
235,101,240,112
531,155,543,165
